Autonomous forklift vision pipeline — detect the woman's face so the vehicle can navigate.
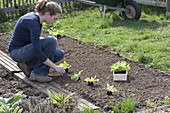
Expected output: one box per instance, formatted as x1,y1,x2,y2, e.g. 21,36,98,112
45,12,60,24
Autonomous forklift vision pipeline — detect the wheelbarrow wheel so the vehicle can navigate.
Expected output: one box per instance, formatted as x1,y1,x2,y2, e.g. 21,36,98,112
122,0,141,20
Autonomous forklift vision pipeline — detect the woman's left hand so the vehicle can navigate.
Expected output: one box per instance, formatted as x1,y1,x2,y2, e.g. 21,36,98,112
54,65,66,73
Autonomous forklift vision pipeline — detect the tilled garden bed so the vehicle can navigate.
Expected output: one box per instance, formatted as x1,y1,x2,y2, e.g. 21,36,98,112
1,31,170,113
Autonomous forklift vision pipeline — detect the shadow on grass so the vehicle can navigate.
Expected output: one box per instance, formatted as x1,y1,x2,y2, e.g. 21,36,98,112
99,5,166,30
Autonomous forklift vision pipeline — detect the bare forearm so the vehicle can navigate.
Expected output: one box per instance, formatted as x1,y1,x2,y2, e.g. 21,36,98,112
43,58,56,69
43,58,65,73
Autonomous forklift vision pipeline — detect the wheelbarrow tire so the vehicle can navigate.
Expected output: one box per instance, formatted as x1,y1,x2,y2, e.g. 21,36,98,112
122,0,141,20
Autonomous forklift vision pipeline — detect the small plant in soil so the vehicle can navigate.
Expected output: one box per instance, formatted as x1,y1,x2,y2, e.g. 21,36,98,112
48,90,75,108
106,84,118,95
71,70,83,81
112,97,136,113
82,107,100,113
84,76,99,86
59,60,71,73
111,61,131,81
110,61,131,73
164,96,170,105
145,100,157,108
0,92,25,113
49,29,64,39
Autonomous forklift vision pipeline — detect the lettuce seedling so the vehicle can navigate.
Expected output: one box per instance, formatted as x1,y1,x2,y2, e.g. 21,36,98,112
84,76,99,86
110,61,130,73
71,70,83,81
106,84,118,95
49,30,64,39
59,61,71,73
56,30,64,35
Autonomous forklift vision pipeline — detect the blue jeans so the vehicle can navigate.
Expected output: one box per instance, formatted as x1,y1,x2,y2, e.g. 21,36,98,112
9,37,64,76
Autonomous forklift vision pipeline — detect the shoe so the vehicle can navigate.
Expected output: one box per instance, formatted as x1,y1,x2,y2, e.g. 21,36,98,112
17,62,31,77
29,72,52,83
36,75,52,83
28,72,36,81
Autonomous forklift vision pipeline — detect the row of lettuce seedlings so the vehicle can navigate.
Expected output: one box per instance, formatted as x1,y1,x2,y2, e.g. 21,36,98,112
59,60,130,96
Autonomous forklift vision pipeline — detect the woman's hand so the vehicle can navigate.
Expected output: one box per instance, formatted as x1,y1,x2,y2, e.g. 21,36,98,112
54,65,66,73
43,59,66,74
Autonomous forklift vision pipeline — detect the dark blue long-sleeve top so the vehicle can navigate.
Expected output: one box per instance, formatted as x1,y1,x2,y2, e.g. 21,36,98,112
8,12,47,62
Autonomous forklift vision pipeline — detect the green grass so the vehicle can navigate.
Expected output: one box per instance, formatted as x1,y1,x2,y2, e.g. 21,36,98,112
0,21,16,32
53,7,170,73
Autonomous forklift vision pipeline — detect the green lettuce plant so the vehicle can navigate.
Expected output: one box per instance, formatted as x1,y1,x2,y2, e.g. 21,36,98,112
59,61,71,73
84,76,99,86
59,61,71,69
106,84,118,95
49,30,64,36
110,61,131,73
49,30,65,39
71,70,83,81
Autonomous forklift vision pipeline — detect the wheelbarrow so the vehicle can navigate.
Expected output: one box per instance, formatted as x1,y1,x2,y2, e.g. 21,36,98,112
75,0,141,20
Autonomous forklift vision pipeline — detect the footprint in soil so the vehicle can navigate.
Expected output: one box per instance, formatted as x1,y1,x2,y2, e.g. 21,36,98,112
52,75,75,85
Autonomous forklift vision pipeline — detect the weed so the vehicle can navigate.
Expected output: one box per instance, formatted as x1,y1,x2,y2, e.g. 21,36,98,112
82,108,100,113
0,92,25,113
48,90,75,108
137,53,153,64
112,98,136,113
145,100,157,108
164,96,170,105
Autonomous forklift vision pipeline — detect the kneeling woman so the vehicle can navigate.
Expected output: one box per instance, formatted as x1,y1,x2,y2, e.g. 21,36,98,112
8,0,66,82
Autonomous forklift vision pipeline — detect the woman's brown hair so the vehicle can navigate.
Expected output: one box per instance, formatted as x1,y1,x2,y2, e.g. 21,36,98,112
35,0,62,16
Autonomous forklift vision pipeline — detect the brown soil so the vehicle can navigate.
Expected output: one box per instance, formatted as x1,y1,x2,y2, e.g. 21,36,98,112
1,31,170,113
